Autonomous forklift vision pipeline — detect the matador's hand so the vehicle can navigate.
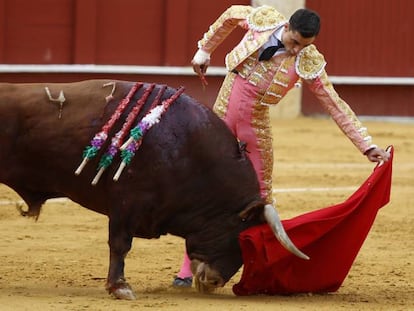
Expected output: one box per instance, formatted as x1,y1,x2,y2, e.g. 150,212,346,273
365,147,390,163
192,49,210,88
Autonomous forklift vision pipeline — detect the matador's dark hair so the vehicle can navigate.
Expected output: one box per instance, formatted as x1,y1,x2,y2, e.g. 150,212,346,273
289,8,320,38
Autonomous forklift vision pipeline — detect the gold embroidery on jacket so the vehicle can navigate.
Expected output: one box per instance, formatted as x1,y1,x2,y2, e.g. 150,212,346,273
195,5,286,71
247,6,286,31
295,44,326,79
316,71,373,151
197,5,253,53
213,73,236,119
225,33,272,70
261,56,296,105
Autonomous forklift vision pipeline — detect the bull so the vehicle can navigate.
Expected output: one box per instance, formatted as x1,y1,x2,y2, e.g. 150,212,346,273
0,80,307,299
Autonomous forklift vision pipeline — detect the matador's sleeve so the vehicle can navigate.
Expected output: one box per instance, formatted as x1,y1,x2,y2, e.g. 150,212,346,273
197,5,253,54
296,45,376,154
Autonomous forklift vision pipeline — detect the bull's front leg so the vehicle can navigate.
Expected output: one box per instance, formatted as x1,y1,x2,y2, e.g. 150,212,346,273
105,217,136,300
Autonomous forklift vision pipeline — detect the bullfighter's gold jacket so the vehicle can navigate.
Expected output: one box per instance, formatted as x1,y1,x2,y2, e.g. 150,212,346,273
197,5,375,154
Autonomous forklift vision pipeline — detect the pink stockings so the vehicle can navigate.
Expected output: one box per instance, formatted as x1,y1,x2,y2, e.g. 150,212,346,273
176,252,192,279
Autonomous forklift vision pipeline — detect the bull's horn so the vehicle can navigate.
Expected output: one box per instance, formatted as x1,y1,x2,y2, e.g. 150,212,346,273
264,204,310,260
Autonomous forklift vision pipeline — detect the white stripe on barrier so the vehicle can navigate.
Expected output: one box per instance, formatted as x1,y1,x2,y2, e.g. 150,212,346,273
273,186,356,193
0,64,413,85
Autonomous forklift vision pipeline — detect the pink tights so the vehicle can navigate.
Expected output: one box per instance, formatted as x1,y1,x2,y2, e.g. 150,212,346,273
176,252,192,278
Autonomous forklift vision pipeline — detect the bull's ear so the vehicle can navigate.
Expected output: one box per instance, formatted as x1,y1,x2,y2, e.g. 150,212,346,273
238,200,264,221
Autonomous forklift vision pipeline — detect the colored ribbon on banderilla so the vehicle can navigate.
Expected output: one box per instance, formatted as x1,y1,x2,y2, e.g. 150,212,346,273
112,86,185,182
91,83,156,185
74,82,185,185
74,82,143,176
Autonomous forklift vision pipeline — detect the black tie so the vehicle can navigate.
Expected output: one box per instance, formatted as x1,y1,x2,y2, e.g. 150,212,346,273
259,40,284,61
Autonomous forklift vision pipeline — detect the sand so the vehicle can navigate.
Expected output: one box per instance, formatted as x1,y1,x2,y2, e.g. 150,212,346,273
0,117,412,310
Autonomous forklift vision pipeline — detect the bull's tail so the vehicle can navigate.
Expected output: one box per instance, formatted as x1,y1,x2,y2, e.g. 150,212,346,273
16,201,43,221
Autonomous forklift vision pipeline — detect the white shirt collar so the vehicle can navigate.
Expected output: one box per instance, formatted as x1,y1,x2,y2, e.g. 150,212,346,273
261,26,285,51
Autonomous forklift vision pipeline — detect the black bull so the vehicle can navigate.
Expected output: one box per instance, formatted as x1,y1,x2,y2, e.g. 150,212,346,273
0,80,307,299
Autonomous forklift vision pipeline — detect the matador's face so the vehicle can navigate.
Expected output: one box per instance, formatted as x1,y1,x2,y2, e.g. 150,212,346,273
281,23,315,56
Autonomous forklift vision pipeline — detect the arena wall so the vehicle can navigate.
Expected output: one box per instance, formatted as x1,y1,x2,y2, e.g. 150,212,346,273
0,0,412,117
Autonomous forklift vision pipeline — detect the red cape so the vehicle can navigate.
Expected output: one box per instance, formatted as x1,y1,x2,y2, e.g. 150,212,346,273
233,147,393,296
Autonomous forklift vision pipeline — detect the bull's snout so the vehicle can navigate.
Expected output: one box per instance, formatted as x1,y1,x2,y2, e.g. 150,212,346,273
191,260,225,293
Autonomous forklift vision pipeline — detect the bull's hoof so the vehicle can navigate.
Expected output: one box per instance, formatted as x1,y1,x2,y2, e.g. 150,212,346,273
106,279,136,300
111,287,136,300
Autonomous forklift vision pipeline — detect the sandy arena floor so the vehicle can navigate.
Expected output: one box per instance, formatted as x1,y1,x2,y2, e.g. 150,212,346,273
0,116,413,310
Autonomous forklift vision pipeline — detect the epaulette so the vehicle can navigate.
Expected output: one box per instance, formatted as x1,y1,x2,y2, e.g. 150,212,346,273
247,5,286,32
221,5,253,21
295,44,326,80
